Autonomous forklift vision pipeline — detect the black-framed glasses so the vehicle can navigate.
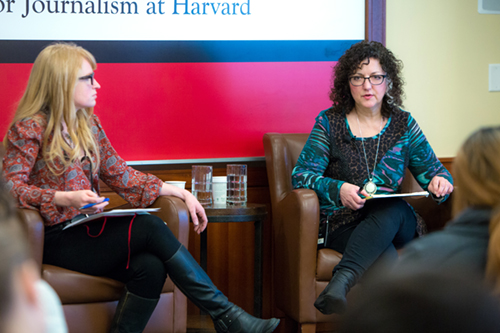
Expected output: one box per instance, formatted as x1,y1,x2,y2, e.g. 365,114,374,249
78,72,95,86
349,74,387,86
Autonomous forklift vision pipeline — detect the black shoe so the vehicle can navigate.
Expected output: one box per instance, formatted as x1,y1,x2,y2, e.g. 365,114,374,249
165,245,280,332
110,288,159,333
314,269,356,315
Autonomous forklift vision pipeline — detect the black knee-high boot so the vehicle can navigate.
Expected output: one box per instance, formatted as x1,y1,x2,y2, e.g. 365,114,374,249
165,245,280,333
110,288,159,333
314,269,357,315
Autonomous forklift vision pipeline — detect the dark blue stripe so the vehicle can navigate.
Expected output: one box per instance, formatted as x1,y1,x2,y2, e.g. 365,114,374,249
0,39,361,63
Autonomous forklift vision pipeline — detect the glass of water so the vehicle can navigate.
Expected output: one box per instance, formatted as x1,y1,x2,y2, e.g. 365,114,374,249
191,165,213,207
226,164,247,207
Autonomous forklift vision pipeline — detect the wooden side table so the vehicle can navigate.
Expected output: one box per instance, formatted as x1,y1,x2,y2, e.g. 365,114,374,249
200,203,267,318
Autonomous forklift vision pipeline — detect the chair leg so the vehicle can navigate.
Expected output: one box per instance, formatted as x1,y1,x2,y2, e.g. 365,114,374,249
300,323,317,333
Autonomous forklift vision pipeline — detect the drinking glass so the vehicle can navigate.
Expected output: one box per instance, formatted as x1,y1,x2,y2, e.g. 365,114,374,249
192,165,213,206
226,164,247,207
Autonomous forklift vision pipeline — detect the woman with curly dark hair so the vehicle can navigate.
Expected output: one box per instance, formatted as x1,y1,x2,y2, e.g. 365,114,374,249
291,41,454,315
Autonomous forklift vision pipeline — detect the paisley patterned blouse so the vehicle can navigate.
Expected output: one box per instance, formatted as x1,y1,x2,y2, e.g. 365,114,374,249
292,107,453,234
2,112,163,227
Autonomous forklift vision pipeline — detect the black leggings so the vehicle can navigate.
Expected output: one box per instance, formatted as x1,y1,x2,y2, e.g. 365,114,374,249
329,198,417,279
43,214,181,299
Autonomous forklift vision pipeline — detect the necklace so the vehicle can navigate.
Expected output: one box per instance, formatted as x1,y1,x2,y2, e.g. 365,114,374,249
356,112,383,196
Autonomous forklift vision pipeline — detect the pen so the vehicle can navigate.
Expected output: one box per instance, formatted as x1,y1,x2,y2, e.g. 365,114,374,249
80,198,109,210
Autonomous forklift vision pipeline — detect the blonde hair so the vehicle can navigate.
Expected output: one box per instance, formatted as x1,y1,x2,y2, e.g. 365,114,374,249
452,126,500,294
3,42,99,175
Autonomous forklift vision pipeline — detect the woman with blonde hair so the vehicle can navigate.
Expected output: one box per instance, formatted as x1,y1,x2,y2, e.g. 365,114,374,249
2,43,279,333
394,126,500,291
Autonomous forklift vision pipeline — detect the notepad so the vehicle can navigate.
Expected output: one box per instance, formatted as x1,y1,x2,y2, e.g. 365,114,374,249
63,208,161,230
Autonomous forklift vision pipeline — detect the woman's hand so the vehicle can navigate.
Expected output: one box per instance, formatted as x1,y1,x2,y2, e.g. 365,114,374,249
54,190,109,214
160,183,208,234
340,183,368,210
428,176,454,198
184,191,208,234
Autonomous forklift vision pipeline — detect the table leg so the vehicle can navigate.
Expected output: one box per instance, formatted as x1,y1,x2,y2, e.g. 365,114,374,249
254,218,263,318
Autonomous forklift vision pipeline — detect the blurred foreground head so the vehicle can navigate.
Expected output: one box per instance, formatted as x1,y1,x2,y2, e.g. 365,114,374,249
452,126,500,216
0,180,45,333
452,126,500,293
340,269,500,333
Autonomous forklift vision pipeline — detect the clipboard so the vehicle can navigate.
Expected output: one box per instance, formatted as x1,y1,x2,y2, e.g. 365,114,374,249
63,208,161,230
365,191,429,200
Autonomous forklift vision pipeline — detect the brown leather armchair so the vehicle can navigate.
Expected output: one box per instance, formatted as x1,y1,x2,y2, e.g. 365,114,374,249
18,195,189,333
263,133,452,332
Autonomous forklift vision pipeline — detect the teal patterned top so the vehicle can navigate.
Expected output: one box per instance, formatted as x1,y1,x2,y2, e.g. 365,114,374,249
292,107,452,233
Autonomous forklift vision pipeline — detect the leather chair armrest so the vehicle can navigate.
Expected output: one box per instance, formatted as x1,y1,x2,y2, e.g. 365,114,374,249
149,196,190,248
274,188,320,321
43,264,124,304
17,208,45,269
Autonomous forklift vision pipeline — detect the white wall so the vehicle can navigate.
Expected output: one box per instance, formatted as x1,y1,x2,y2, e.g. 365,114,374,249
386,0,500,157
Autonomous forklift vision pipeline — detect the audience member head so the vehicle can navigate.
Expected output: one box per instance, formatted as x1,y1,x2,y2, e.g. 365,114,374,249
0,181,45,333
340,270,500,333
452,126,500,293
452,126,500,215
330,40,405,118
3,42,99,175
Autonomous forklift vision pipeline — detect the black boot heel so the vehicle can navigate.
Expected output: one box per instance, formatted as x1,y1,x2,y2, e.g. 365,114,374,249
214,306,280,333
165,245,280,333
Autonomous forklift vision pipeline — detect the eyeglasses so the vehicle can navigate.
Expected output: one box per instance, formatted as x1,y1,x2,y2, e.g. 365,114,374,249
349,74,387,86
78,72,95,86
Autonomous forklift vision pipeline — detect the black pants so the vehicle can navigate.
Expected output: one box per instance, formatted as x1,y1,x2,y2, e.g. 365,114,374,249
329,198,417,280
43,214,181,299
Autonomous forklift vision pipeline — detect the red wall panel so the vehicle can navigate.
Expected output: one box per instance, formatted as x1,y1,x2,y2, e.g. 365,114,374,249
1,61,335,161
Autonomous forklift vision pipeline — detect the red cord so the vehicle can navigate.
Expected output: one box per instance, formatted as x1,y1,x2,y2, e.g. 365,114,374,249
84,214,137,270
85,217,107,237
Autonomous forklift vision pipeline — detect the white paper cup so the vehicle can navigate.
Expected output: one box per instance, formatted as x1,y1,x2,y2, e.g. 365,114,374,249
165,181,186,189
212,176,227,206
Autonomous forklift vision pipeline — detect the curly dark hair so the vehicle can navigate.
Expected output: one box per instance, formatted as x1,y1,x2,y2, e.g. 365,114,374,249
329,41,405,118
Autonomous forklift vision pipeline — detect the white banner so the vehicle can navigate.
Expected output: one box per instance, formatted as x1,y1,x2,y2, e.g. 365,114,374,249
0,0,364,40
